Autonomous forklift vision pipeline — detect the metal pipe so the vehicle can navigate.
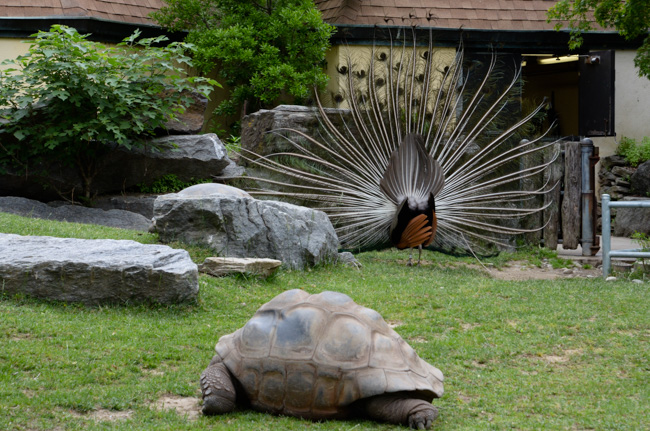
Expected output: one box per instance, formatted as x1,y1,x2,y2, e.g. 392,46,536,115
601,193,650,278
602,194,611,277
580,138,594,256
609,251,650,258
606,201,650,208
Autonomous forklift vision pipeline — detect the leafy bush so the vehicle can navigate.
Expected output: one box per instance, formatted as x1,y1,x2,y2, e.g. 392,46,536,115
0,25,218,199
152,0,333,120
616,136,650,166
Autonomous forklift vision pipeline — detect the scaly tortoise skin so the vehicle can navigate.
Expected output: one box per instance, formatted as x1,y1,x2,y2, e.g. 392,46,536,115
200,289,444,429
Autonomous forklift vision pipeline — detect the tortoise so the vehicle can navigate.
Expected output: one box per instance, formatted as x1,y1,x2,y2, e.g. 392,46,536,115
200,289,444,429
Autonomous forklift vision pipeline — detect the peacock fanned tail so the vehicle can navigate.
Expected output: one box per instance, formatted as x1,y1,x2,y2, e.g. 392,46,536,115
238,27,560,253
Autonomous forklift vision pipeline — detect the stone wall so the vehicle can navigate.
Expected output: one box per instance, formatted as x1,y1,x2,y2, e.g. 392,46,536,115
599,155,650,236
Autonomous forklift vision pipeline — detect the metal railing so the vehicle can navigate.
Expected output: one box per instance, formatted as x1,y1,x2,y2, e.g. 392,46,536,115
601,194,650,277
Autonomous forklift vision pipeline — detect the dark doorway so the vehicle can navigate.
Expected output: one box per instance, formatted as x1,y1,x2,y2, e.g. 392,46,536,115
522,54,580,138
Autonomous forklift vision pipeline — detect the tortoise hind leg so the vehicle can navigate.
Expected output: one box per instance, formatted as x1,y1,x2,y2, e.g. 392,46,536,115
362,393,439,430
200,356,237,415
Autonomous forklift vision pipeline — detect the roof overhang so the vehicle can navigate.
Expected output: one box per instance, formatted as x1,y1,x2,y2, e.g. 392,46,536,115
331,24,645,55
0,16,186,44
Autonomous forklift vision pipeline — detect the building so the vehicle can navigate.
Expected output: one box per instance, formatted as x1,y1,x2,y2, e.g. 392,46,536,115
315,0,650,159
1,0,649,158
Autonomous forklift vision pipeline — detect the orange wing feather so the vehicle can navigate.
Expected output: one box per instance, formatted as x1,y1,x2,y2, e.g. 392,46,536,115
397,214,433,249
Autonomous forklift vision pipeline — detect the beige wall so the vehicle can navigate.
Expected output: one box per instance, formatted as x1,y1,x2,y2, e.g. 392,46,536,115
323,44,456,110
0,38,30,69
592,50,650,159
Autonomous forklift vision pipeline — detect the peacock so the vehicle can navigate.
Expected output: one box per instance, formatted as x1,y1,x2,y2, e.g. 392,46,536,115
237,27,559,264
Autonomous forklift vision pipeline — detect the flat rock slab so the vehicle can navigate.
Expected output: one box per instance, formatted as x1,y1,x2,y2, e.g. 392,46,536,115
0,196,151,231
199,257,282,278
0,234,198,305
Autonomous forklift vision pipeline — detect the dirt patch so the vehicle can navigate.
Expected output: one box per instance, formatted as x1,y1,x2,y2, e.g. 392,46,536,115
71,409,133,421
541,355,569,364
478,261,601,281
152,395,201,420
386,319,403,328
523,349,583,366
461,323,481,331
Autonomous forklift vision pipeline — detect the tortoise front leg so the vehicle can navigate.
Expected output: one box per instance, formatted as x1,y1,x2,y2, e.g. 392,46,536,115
200,355,237,415
362,393,439,430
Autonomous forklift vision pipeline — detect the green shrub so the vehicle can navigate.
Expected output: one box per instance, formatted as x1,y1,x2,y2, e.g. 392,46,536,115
152,0,334,118
0,25,218,199
616,136,650,166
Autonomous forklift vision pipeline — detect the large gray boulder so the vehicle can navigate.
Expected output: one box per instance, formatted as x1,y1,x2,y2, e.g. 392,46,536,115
0,234,198,305
0,196,151,231
241,105,356,159
630,160,650,196
613,197,650,236
152,191,339,269
0,133,230,200
94,133,230,193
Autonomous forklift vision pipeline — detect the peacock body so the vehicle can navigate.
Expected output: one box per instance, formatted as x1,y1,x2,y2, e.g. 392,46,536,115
239,28,559,258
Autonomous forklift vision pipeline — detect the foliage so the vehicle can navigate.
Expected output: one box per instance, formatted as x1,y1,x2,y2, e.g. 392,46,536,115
0,25,218,199
630,231,650,277
136,174,212,194
615,136,650,166
1,214,649,430
631,231,650,251
151,0,334,118
222,134,241,155
547,0,650,79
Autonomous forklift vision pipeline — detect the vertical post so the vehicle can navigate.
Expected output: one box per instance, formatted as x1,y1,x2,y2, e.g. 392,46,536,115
581,138,595,256
589,146,601,255
543,141,562,250
562,141,582,249
602,193,611,278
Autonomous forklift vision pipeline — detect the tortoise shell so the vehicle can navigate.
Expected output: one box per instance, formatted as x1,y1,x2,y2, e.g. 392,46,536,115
213,289,444,419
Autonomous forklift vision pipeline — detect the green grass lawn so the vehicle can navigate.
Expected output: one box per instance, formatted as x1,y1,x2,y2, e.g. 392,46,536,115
1,213,648,430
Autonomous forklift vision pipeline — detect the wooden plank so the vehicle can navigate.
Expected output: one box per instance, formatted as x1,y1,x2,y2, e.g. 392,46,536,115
543,142,562,250
561,141,582,249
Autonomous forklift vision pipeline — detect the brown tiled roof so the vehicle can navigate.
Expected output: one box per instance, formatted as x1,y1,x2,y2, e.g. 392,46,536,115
0,0,164,26
315,0,565,31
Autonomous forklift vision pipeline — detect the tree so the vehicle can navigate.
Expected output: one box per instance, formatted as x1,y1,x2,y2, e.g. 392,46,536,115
151,0,334,121
0,25,217,200
548,0,650,79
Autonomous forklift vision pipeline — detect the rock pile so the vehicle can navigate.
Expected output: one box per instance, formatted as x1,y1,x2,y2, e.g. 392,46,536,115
599,155,636,200
599,156,650,236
